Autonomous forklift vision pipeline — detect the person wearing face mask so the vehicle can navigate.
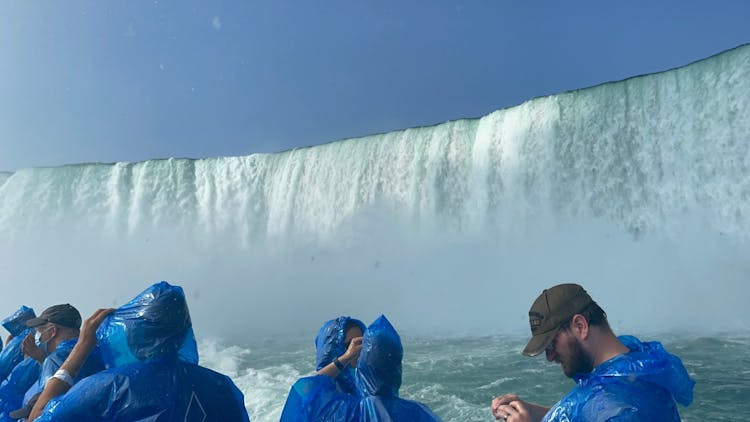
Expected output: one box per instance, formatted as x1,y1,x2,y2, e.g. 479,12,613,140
7,304,104,420
27,282,250,421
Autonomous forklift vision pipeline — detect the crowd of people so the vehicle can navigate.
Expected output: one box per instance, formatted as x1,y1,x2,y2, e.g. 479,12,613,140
0,282,695,421
0,283,249,421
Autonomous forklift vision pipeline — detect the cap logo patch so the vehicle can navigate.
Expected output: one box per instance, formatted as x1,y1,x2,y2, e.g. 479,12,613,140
529,311,544,332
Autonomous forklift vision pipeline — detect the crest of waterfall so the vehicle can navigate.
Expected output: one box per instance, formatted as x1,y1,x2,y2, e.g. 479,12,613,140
1,44,749,337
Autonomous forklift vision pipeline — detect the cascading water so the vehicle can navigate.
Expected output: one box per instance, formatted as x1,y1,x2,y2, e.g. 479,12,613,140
1,44,749,341
0,172,11,189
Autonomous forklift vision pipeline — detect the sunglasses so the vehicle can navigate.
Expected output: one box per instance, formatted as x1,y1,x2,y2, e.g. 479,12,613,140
545,327,568,353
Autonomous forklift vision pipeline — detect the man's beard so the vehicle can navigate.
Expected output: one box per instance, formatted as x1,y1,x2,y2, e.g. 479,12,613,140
562,337,594,378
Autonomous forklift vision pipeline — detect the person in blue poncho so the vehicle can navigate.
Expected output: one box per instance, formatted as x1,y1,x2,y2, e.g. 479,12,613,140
281,315,440,421
27,281,250,422
314,316,366,395
0,307,40,421
0,307,36,383
9,304,104,420
491,283,695,422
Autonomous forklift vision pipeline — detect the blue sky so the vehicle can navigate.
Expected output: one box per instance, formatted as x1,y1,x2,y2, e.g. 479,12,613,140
1,1,749,171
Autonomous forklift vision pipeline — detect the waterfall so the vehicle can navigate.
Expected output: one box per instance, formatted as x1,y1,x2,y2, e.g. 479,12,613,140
1,44,749,338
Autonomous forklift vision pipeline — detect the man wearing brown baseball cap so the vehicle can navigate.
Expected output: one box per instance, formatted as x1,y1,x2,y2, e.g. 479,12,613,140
490,283,694,422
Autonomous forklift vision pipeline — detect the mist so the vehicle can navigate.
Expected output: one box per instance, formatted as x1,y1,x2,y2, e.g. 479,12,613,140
1,43,749,343
2,201,748,344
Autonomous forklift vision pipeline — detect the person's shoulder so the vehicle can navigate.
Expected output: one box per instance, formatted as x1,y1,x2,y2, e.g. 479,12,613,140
359,396,441,422
45,339,79,363
178,361,246,397
579,377,680,420
68,365,130,391
285,374,343,409
180,362,234,384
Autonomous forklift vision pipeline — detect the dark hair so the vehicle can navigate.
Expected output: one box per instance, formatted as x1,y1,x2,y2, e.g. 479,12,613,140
344,319,363,333
562,302,609,330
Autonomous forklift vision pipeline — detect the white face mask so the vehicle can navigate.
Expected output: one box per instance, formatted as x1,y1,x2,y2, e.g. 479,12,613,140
34,326,53,352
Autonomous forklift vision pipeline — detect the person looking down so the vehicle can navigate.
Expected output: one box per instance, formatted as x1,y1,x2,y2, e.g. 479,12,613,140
28,281,250,421
491,283,695,422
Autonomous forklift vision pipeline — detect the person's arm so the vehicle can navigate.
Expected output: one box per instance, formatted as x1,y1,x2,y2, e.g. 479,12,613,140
317,337,363,379
491,394,550,422
28,308,114,421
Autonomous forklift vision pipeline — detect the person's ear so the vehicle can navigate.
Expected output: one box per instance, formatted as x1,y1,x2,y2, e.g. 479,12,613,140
570,314,589,340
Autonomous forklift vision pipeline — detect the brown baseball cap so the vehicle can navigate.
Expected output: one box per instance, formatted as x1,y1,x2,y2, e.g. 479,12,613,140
25,304,82,330
522,283,595,357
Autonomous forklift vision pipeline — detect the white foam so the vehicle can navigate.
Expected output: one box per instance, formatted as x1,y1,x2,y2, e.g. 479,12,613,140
199,338,309,421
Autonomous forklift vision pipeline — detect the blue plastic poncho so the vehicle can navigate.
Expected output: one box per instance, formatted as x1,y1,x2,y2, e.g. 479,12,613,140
315,316,366,395
542,335,695,422
22,337,105,410
35,281,250,422
97,281,199,368
355,315,439,421
281,375,360,421
0,306,35,381
281,315,440,422
0,358,39,421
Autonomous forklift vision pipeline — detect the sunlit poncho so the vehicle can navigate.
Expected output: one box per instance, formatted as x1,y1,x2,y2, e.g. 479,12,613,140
315,316,366,395
35,281,250,421
542,335,694,421
0,306,40,421
281,315,440,421
0,307,35,381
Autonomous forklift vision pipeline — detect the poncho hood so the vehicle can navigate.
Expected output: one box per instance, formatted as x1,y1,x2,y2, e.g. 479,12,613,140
2,306,35,337
96,281,198,367
575,335,694,406
355,315,403,397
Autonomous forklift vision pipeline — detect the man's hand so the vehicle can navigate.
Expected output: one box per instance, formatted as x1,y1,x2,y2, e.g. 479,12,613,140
339,337,363,366
22,332,46,364
77,308,115,351
491,394,549,422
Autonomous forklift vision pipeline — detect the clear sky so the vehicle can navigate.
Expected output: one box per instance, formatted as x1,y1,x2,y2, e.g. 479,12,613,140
1,1,749,171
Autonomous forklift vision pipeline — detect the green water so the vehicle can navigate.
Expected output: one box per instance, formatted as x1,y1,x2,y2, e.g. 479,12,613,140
202,333,750,421
400,334,750,421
